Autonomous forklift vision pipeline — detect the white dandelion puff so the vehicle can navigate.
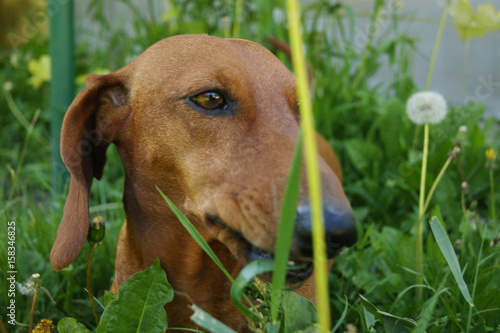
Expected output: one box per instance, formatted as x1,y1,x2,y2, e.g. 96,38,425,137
406,91,448,125
16,273,41,296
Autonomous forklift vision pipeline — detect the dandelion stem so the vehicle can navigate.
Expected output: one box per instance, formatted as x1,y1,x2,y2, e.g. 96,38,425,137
29,287,38,333
87,244,100,325
415,0,449,303
416,123,429,300
422,147,458,214
425,1,450,90
490,169,497,230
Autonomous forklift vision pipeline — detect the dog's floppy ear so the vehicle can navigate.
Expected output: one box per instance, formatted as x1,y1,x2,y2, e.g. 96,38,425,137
50,72,131,270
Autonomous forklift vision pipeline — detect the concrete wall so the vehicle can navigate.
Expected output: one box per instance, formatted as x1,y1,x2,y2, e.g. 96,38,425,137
346,0,499,118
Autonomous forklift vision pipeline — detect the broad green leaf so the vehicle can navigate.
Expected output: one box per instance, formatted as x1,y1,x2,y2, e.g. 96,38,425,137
231,260,274,323
190,305,237,333
282,290,318,331
57,317,91,333
270,129,302,321
429,216,474,306
97,259,173,333
157,187,234,282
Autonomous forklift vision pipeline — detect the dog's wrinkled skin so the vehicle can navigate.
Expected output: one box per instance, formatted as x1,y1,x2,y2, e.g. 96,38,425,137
50,34,357,331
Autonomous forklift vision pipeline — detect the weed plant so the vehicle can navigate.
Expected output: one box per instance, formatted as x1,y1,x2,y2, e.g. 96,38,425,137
1,0,499,332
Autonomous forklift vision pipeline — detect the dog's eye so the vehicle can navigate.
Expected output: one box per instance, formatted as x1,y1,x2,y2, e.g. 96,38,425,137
191,91,227,110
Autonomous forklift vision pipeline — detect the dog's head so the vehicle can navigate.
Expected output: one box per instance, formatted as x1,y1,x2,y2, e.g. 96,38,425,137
50,34,357,284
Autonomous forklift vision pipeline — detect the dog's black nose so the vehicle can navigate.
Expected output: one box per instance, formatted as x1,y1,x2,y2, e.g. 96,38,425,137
293,204,357,258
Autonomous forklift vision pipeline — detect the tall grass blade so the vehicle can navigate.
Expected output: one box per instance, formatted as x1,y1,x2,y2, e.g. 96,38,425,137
331,296,349,333
230,259,274,323
429,216,474,307
190,305,237,333
414,273,449,333
270,129,302,321
157,187,234,282
284,0,330,330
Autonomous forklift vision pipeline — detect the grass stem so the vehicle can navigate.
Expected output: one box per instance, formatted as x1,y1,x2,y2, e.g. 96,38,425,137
490,169,497,231
416,0,449,302
424,1,450,90
87,245,100,325
416,123,429,300
466,226,485,332
422,147,459,214
29,288,38,333
285,0,330,331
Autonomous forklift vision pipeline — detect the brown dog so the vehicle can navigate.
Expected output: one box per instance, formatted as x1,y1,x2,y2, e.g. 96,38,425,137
50,34,357,331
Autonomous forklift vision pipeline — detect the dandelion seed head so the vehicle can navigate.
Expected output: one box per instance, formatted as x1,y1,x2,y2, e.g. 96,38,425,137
406,91,448,125
17,280,36,295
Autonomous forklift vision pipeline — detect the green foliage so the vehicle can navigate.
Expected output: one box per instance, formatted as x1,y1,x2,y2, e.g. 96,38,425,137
57,317,91,333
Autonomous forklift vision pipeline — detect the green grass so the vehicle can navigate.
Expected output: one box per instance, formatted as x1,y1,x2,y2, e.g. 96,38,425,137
1,0,499,332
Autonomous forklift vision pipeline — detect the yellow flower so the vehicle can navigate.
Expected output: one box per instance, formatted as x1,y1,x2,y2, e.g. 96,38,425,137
486,148,497,161
28,55,51,89
33,319,54,333
451,0,500,41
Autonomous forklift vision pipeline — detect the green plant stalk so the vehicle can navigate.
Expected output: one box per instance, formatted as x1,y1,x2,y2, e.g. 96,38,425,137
29,287,38,333
416,122,429,298
466,227,485,333
424,1,450,90
5,90,48,146
415,0,449,301
232,0,243,38
422,148,457,214
460,185,469,257
87,244,100,325
490,169,497,230
285,0,330,331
